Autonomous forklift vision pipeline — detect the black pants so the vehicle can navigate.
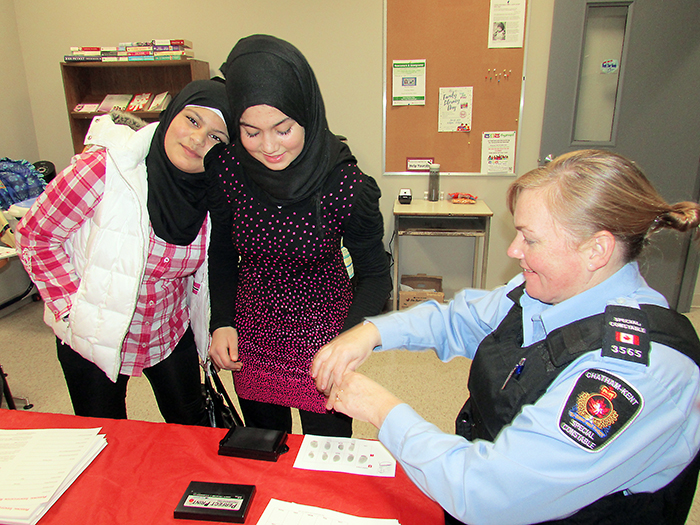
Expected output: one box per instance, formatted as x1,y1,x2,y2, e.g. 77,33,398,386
57,326,208,426
239,397,353,437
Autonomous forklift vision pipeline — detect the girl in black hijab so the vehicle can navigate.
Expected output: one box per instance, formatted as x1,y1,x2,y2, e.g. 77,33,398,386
206,35,391,437
147,79,231,245
16,79,231,424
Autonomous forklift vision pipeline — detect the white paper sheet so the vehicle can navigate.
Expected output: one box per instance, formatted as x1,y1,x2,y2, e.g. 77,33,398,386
481,131,516,174
293,435,396,477
438,87,473,133
488,0,526,48
392,60,426,106
257,499,401,525
0,246,17,259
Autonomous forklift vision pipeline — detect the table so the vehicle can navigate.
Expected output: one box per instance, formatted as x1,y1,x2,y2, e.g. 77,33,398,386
392,199,493,310
0,409,443,524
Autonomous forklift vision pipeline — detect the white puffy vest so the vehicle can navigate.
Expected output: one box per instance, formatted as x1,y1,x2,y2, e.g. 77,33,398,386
45,116,211,382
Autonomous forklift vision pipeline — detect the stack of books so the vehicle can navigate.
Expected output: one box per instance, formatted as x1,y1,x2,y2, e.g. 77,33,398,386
64,39,194,63
151,39,195,61
65,46,103,62
73,91,172,114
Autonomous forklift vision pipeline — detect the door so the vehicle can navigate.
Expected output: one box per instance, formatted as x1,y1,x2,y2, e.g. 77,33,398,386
539,0,700,311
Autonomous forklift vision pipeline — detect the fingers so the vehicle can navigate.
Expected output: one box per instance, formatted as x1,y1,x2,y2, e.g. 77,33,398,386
327,372,402,428
312,346,346,396
209,326,242,371
311,322,381,393
325,383,342,411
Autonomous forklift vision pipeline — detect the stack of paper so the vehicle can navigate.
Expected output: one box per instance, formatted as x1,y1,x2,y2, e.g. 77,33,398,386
0,246,17,259
0,428,107,525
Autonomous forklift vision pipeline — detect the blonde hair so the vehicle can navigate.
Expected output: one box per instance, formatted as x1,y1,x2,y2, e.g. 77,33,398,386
507,150,700,261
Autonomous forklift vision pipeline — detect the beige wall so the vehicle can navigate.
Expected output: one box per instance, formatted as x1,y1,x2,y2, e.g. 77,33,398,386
1,0,39,162
8,0,563,298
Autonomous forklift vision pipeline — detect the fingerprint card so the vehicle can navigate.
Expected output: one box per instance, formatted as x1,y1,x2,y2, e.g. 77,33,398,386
293,435,396,477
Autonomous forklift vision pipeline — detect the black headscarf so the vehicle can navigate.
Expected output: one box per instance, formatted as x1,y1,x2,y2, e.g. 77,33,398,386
221,34,355,206
146,79,231,245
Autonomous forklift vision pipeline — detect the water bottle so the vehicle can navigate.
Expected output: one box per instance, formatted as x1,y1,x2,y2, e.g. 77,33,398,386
428,163,440,202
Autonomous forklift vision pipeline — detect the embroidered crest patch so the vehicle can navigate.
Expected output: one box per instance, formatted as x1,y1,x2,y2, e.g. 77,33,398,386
601,305,650,366
559,369,643,452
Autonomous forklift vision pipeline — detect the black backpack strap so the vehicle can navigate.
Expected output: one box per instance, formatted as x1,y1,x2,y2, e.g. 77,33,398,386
641,304,700,366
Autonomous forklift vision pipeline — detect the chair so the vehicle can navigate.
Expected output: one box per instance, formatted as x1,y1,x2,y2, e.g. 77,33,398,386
0,363,33,410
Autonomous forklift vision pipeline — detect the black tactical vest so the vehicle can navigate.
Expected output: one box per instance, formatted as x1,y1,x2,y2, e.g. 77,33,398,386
447,285,700,525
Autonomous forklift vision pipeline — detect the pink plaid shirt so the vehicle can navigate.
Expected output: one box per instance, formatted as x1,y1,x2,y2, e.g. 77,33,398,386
16,147,207,376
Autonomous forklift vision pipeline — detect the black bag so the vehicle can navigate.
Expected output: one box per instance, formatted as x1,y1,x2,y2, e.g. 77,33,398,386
204,363,244,428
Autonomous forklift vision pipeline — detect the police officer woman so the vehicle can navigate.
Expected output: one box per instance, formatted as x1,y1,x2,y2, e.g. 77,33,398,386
312,149,700,525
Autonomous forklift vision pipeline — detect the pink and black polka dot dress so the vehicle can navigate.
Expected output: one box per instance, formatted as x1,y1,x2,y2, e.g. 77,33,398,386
208,155,391,413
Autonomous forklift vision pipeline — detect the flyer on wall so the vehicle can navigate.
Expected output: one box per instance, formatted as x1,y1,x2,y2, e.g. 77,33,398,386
392,60,426,106
438,87,473,132
481,131,516,174
488,0,526,49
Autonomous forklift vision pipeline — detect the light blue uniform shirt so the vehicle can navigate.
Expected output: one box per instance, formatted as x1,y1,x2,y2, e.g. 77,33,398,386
370,262,700,524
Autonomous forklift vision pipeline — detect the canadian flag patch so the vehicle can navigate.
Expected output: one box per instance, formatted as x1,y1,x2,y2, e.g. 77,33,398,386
615,332,639,346
601,305,650,366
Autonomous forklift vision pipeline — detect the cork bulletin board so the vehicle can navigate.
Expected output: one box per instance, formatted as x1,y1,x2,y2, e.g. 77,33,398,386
385,0,527,174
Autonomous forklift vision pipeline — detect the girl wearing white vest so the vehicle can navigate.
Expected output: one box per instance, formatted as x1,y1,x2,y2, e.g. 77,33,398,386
16,80,231,424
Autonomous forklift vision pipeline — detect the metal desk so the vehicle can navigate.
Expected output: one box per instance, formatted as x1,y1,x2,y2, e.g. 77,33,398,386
392,199,493,310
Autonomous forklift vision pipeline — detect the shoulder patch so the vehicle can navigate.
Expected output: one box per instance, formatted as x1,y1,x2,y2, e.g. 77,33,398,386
601,305,650,366
559,368,643,452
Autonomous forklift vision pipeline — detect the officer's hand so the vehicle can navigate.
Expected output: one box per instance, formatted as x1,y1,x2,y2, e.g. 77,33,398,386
326,372,402,429
311,322,382,396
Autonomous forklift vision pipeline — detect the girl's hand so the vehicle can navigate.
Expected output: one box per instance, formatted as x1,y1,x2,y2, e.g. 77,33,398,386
209,326,243,371
311,322,382,395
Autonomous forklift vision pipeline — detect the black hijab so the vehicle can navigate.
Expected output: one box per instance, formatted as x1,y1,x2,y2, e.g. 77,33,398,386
146,79,231,245
221,34,355,206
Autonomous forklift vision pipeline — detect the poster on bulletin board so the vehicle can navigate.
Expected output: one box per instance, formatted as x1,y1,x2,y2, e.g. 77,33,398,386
488,0,527,49
384,0,527,174
438,87,473,133
481,131,516,174
392,60,427,106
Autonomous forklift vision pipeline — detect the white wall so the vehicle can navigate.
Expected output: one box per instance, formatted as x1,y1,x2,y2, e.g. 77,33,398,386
9,0,561,297
1,0,39,162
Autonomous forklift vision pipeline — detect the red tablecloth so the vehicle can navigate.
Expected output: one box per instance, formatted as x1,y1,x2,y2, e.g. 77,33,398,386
0,409,443,524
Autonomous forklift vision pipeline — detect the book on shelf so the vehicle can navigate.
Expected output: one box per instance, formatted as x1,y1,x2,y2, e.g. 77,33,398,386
101,56,129,62
154,49,194,58
73,103,100,113
154,55,193,61
126,93,153,112
126,45,154,53
71,50,101,56
128,55,155,61
118,41,152,48
148,92,171,111
70,46,101,52
152,45,188,52
97,94,133,113
64,55,102,62
152,38,193,48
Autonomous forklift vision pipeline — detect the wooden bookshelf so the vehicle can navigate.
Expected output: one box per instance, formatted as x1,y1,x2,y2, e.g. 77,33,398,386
61,59,210,154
